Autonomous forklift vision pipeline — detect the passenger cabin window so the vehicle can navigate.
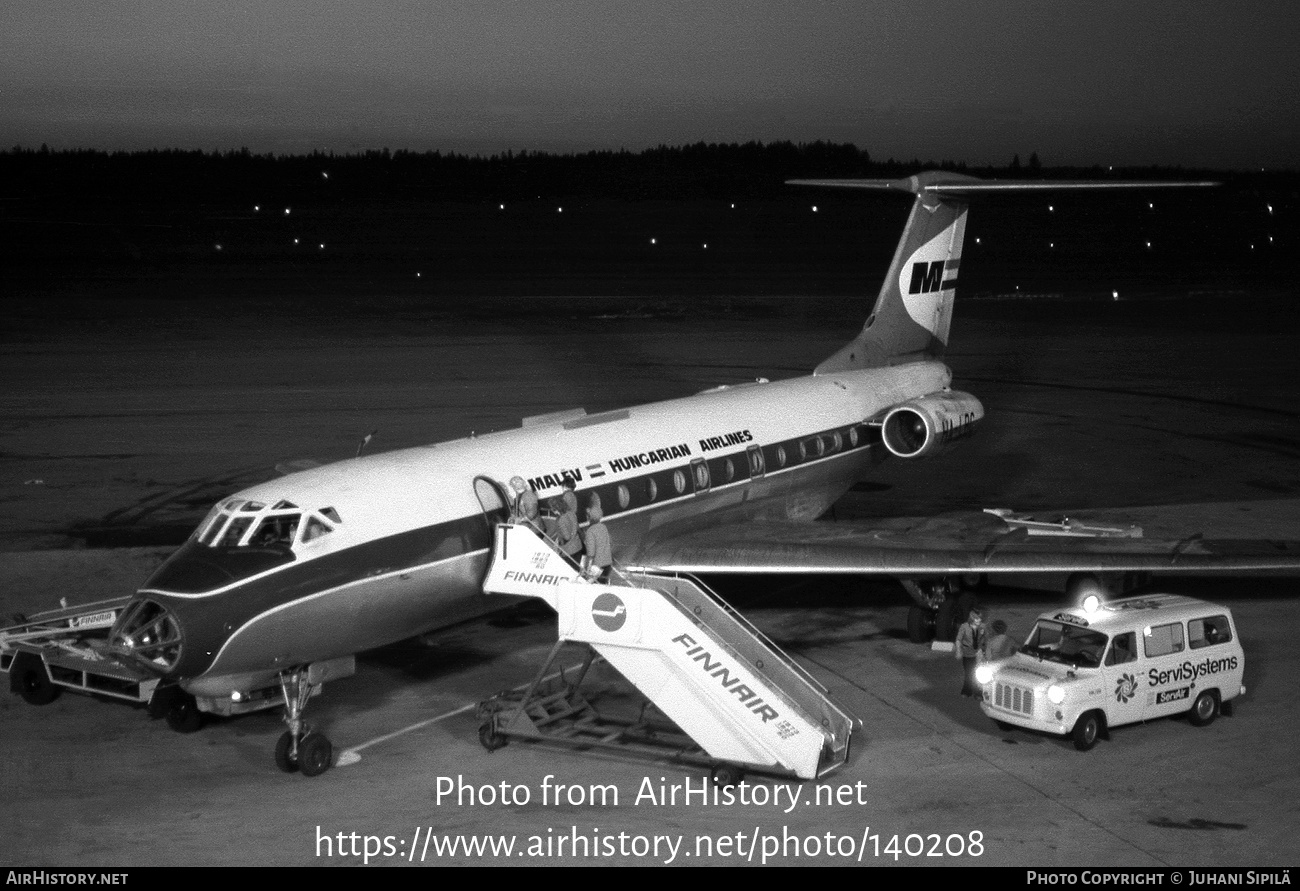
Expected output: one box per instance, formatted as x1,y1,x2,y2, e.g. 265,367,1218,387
1189,615,1233,649
1105,631,1138,666
1144,622,1185,658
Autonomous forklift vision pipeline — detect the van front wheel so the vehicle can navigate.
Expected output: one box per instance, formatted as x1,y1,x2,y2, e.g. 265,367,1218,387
1189,690,1219,727
1071,711,1103,751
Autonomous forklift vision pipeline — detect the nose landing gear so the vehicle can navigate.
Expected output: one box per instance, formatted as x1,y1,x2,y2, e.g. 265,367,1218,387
271,656,354,777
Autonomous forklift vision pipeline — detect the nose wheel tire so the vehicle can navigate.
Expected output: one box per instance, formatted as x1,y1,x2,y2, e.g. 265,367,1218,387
299,733,333,777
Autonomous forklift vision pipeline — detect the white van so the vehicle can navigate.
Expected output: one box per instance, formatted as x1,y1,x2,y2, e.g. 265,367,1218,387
977,594,1245,750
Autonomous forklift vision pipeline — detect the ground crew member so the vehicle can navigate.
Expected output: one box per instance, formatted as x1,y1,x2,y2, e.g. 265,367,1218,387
509,476,539,526
985,619,1018,661
582,503,612,583
954,607,986,697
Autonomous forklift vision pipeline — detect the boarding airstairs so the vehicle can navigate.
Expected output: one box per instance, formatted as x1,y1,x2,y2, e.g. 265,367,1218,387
479,522,859,781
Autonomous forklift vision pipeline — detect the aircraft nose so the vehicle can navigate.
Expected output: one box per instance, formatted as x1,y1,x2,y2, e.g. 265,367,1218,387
109,598,185,677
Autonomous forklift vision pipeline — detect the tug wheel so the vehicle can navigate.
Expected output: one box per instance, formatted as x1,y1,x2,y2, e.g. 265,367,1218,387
299,733,333,777
274,731,300,773
478,722,507,752
164,693,205,733
12,655,60,706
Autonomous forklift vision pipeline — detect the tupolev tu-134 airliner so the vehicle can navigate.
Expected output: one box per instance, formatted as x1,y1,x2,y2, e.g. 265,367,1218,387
25,170,1300,776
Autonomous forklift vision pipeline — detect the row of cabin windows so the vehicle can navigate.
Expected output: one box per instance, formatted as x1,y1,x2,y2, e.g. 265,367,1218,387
587,423,873,517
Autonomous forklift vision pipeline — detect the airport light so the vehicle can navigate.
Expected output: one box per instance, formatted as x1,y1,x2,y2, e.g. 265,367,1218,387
1112,290,1119,301
284,207,291,215
254,205,260,212
812,205,818,212
214,244,222,251
650,238,656,245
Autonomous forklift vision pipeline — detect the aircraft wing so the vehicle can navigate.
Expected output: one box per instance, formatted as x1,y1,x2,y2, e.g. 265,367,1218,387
632,500,1300,576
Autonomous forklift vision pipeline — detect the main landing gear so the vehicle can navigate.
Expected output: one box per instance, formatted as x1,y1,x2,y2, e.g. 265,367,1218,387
902,577,981,643
271,656,354,777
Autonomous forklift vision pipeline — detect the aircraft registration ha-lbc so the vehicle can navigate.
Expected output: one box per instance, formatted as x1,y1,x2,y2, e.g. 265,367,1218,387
46,172,1300,774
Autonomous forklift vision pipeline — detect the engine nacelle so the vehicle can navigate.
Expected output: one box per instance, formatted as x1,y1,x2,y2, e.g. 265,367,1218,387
879,390,984,458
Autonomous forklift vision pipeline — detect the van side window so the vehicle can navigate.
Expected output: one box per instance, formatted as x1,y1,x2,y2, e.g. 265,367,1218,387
1144,621,1185,658
1189,615,1233,649
1105,631,1138,666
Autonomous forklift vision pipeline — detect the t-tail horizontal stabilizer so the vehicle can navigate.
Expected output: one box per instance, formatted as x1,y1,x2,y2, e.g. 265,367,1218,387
790,172,1218,374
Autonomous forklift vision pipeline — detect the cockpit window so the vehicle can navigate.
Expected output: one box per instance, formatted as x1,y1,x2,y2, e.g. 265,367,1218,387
218,516,254,548
321,507,342,524
240,501,265,512
252,514,300,548
302,516,333,543
196,510,229,545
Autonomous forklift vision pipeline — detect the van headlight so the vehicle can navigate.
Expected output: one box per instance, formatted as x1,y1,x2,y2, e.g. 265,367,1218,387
1047,684,1066,704
975,664,995,685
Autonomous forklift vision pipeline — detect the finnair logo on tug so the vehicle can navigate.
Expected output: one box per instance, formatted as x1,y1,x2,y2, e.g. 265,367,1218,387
898,218,965,333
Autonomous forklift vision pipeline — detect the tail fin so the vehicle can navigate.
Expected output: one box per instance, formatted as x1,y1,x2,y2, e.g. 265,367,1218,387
791,172,1218,375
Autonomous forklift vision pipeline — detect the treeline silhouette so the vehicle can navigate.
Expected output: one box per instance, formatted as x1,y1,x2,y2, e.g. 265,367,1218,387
0,141,1235,204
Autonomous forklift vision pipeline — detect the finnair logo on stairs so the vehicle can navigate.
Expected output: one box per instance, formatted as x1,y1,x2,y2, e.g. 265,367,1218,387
591,592,627,631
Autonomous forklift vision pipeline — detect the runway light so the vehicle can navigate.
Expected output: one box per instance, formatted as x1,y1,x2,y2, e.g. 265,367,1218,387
650,237,656,245
499,203,505,210
319,243,325,250
730,203,735,209
1050,242,1055,249
284,207,291,215
557,207,563,213
416,272,422,278
1048,205,1054,212
1267,204,1274,214
294,238,300,244
1146,241,1152,249
812,205,818,212
975,237,981,245
321,171,329,180
253,205,260,212
1148,202,1154,209
702,243,708,250
1112,290,1119,301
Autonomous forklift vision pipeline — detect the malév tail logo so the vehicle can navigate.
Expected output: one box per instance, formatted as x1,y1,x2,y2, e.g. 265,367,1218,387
591,592,627,632
909,260,946,295
896,218,964,335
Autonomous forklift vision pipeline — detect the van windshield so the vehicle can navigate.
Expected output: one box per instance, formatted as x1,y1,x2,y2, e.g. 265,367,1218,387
1021,620,1109,668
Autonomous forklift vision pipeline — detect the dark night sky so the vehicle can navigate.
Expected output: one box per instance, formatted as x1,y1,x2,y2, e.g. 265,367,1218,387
4,2,1297,169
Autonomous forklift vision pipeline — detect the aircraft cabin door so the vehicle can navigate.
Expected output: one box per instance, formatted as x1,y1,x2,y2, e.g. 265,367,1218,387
473,475,512,533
